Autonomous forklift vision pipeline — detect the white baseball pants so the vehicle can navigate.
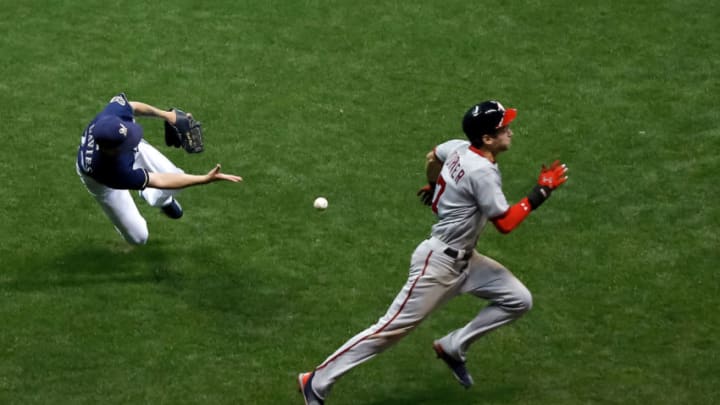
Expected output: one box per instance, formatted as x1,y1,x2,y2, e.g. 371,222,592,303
76,140,184,245
311,236,532,398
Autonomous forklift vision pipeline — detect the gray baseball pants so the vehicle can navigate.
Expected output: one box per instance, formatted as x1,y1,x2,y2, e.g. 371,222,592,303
310,236,532,399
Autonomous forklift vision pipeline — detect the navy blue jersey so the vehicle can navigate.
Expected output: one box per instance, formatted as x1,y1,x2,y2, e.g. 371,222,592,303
77,94,149,190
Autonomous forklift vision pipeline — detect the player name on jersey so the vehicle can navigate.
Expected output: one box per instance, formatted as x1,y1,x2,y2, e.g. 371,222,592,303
446,152,465,183
80,123,97,173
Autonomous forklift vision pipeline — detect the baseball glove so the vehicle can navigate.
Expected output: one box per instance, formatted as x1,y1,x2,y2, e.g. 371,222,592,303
164,108,204,153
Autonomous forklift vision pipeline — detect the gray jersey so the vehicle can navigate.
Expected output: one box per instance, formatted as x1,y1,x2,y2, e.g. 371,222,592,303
430,139,509,251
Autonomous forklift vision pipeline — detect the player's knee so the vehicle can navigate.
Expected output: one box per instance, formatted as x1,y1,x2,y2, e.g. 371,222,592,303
123,227,149,245
503,285,533,315
513,286,533,314
369,325,415,346
125,233,148,245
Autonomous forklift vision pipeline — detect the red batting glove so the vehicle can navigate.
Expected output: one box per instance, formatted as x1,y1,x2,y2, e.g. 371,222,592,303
537,160,568,190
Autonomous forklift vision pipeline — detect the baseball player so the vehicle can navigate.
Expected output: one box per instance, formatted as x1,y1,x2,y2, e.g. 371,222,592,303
76,93,242,245
298,100,568,404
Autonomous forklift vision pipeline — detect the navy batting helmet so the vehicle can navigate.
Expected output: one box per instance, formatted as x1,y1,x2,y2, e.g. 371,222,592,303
462,100,517,141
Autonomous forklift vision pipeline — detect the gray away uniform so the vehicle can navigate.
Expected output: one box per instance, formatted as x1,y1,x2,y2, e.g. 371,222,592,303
310,139,533,398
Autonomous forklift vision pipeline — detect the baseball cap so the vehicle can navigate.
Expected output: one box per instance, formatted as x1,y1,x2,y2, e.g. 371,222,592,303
462,100,517,139
91,115,143,150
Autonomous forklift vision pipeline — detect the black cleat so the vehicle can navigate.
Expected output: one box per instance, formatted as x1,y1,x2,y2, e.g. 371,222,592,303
161,198,183,219
433,341,474,388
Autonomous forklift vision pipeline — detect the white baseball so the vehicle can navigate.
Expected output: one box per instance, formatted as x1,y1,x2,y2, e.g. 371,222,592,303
313,197,328,210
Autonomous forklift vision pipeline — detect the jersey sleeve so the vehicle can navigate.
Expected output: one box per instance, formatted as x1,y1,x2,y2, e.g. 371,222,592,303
100,167,149,190
92,151,149,190
99,93,134,120
469,168,509,219
434,139,469,163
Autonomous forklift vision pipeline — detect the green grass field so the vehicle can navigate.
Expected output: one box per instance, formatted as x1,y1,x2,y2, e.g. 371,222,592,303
1,0,719,404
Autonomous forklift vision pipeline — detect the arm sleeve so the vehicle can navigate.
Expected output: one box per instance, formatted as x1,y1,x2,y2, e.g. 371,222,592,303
101,168,149,190
491,198,532,234
94,155,149,190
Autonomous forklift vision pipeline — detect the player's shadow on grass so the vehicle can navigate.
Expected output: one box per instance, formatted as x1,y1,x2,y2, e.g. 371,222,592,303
3,237,291,322
1,238,279,321
1,241,176,292
364,382,522,405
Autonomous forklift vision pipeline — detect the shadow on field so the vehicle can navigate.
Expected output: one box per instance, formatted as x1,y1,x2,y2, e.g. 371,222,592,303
365,383,521,405
1,237,289,322
0,241,174,292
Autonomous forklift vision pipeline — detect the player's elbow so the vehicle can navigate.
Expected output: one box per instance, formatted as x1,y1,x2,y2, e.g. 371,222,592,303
426,150,438,163
147,172,186,190
426,150,443,170
492,217,517,234
492,200,532,234
493,221,514,234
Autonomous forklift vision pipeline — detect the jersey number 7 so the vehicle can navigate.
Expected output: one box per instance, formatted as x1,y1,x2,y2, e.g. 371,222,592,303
431,176,447,214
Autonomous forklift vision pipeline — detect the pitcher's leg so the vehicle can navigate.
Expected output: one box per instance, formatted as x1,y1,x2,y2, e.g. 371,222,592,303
311,244,461,399
135,140,183,207
99,191,149,245
78,168,148,245
436,254,532,361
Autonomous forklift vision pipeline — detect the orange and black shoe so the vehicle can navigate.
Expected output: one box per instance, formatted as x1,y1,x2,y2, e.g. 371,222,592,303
297,371,324,405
